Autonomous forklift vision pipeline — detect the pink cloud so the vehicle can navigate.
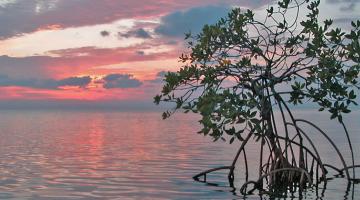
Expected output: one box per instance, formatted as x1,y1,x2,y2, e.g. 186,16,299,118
0,0,274,104
0,43,180,79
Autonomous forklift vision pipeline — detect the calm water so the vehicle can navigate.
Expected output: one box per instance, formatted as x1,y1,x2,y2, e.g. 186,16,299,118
0,109,359,199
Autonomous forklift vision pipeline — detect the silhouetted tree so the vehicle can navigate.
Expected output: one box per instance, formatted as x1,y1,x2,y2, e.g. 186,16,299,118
155,0,359,194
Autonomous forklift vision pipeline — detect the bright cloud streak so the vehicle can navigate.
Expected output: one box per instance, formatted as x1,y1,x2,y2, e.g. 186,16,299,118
0,19,151,57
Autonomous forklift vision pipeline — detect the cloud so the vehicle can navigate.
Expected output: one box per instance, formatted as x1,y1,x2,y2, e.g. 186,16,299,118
332,18,360,24
136,51,145,55
57,76,92,88
155,5,230,37
331,17,360,30
0,44,178,79
119,28,152,39
0,74,92,89
134,28,152,38
166,40,178,45
0,99,163,111
326,0,359,11
156,71,168,77
0,0,252,39
100,30,110,37
327,0,360,3
102,74,143,89
148,71,170,84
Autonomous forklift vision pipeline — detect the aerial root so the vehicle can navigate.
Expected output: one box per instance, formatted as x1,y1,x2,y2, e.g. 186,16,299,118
192,115,358,194
240,167,312,195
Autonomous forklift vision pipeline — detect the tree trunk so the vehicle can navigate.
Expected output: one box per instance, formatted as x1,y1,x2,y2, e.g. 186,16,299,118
262,99,302,187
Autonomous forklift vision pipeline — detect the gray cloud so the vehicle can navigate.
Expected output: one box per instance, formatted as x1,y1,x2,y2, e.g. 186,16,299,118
119,28,152,39
0,45,176,79
0,0,157,39
136,51,145,55
57,76,92,88
0,0,226,39
327,0,360,3
0,74,91,89
100,30,110,37
102,74,143,89
326,0,359,11
166,40,178,45
155,5,230,37
340,3,356,11
332,17,360,30
156,71,168,77
133,28,152,38
149,71,168,83
0,0,273,39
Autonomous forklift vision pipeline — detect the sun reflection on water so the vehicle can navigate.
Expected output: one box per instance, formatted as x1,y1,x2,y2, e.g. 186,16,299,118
0,110,358,199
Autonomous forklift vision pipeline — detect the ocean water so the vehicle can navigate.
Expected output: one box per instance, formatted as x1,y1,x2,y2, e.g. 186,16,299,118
0,109,359,199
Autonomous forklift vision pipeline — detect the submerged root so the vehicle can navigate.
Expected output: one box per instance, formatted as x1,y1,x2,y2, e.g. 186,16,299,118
240,167,312,195
269,153,312,186
270,154,297,186
239,142,315,195
193,108,356,196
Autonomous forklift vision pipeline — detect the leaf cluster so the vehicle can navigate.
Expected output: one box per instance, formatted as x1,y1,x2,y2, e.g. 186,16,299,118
155,0,360,142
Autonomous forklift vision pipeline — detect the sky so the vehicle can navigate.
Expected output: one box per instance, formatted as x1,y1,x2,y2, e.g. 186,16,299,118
0,0,359,110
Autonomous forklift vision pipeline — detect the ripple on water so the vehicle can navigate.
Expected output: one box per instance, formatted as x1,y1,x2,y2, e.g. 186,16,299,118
0,111,359,199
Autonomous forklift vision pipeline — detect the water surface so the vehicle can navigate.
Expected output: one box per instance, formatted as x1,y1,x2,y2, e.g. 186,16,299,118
0,110,359,199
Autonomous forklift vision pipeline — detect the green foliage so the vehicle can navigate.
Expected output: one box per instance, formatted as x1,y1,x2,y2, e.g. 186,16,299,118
155,0,360,142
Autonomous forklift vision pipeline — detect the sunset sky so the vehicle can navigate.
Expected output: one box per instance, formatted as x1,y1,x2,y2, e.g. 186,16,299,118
0,0,359,109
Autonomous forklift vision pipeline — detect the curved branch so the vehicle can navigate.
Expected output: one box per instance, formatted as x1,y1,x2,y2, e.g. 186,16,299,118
193,166,233,181
323,164,342,174
295,119,350,180
340,120,356,180
285,122,327,181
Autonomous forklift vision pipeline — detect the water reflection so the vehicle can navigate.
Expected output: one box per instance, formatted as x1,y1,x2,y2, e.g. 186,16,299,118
0,110,358,199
